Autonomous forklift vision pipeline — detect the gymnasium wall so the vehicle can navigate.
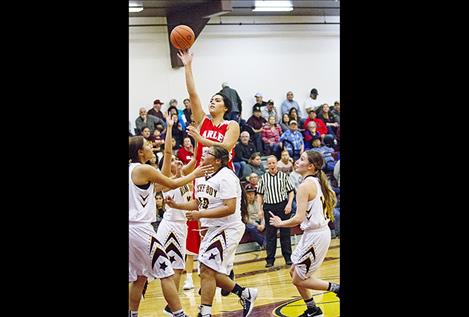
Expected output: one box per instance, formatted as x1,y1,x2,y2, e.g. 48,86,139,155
129,16,339,131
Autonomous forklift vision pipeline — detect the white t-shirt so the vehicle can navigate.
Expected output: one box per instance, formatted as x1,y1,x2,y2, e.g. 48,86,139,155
303,96,322,115
163,184,192,222
300,175,328,231
129,163,156,223
195,167,242,228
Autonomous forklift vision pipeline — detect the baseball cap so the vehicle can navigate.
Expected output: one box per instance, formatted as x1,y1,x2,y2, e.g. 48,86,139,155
153,99,164,105
245,184,256,192
254,92,262,97
289,120,298,125
310,88,319,95
252,105,262,112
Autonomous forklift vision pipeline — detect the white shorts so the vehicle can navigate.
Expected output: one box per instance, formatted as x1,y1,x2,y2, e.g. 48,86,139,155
291,227,331,280
198,222,245,275
155,219,187,270
129,223,174,282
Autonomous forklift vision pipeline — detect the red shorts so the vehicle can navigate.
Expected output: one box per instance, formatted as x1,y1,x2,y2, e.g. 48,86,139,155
186,220,201,255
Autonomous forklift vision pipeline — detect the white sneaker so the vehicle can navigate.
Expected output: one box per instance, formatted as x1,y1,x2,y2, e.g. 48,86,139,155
183,278,194,290
240,288,258,317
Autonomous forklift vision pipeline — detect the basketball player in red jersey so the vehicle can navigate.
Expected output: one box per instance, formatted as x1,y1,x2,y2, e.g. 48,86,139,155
177,49,241,297
177,50,240,170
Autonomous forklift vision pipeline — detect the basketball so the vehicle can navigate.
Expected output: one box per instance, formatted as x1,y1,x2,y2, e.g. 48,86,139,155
170,25,195,50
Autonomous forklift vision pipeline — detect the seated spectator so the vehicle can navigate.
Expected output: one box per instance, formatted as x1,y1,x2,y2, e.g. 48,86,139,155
135,107,166,135
262,99,278,122
147,99,166,122
277,149,294,175
176,136,194,165
244,184,265,249
245,173,260,191
331,100,340,125
241,152,265,181
318,103,339,136
233,131,256,177
303,121,321,150
169,113,186,150
303,108,328,138
279,113,291,133
247,105,267,154
280,91,302,117
288,107,304,131
261,115,282,158
310,138,336,173
279,120,304,161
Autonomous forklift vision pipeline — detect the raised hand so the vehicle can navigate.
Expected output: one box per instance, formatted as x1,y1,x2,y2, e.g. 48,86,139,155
186,125,202,143
176,49,193,66
165,196,176,208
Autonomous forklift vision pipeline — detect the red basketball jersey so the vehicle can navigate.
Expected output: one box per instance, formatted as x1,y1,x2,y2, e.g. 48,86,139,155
195,117,234,170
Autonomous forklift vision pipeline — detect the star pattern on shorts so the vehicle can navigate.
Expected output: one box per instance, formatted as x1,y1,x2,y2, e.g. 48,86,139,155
208,252,217,260
159,261,168,271
169,255,176,263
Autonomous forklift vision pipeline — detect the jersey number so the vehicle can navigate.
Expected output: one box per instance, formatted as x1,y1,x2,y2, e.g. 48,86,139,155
197,197,209,209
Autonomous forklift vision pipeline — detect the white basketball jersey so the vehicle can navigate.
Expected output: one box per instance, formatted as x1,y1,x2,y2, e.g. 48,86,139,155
195,167,242,227
300,175,328,231
163,184,192,222
129,163,156,223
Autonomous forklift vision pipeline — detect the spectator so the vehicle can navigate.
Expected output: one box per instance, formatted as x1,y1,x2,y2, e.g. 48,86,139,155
247,105,267,154
176,136,194,165
303,121,321,150
262,99,278,122
151,191,165,233
241,152,266,181
277,149,294,175
219,82,242,122
261,115,282,157
244,184,265,249
182,98,192,124
279,120,304,161
331,100,340,125
302,88,321,115
253,92,268,109
245,173,260,191
310,138,336,173
303,108,328,138
281,91,302,117
135,107,166,135
148,99,166,122
233,131,256,177
288,107,304,131
279,113,291,133
318,103,339,135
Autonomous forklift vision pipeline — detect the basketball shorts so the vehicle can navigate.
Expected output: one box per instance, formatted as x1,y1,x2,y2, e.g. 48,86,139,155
291,226,331,280
198,222,245,275
129,222,174,282
156,219,187,270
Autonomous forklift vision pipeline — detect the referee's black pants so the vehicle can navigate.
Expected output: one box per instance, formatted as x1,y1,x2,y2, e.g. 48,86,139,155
263,200,292,264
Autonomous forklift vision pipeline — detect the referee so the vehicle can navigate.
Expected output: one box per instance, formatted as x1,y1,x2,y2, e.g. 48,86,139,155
257,155,295,267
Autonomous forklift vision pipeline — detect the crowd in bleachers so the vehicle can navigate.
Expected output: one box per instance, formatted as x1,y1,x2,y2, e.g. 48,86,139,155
130,86,341,241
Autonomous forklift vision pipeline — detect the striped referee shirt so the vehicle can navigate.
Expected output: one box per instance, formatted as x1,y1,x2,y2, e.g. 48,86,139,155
257,170,294,204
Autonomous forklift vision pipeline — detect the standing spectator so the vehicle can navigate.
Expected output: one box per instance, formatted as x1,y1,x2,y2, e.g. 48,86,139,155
219,82,242,122
331,101,340,125
233,131,256,177
302,88,321,116
261,115,282,157
257,156,295,267
135,107,166,135
279,120,304,161
247,105,267,154
281,91,302,117
148,99,166,122
262,99,278,122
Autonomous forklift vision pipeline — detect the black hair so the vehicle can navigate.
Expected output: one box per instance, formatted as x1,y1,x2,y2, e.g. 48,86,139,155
214,92,232,117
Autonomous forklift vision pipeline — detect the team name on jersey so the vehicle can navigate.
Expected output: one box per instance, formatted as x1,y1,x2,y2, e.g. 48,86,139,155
179,184,190,197
196,184,218,197
201,130,225,142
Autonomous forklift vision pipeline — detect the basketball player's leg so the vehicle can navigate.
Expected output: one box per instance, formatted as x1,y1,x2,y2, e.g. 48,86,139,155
289,265,312,300
129,276,147,312
172,269,183,291
160,275,186,314
183,254,195,289
199,263,217,316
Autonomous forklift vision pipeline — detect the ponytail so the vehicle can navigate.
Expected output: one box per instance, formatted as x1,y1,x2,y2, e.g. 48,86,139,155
316,169,337,222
